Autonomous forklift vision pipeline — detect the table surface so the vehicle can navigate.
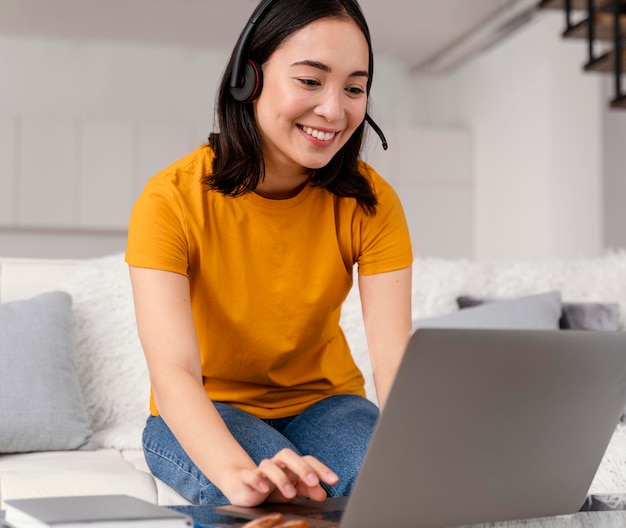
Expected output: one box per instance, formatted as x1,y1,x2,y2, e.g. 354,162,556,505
2,511,626,528
168,501,626,528
3,497,626,528
176,511,626,528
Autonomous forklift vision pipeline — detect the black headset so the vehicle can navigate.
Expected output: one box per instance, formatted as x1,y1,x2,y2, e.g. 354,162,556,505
228,0,388,150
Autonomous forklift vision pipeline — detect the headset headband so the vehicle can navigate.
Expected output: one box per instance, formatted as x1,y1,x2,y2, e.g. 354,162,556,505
230,0,275,93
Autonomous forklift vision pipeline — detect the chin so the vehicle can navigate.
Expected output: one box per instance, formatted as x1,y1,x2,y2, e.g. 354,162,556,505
301,154,339,171
304,162,331,171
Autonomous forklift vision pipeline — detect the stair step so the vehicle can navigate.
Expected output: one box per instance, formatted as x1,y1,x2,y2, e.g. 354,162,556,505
538,0,614,11
611,94,626,107
564,12,626,39
584,48,626,71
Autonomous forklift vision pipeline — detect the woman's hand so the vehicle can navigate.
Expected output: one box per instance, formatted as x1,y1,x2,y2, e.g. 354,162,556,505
227,448,339,507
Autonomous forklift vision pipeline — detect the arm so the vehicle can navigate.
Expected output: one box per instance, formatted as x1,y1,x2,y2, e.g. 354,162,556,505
129,266,337,506
358,266,412,409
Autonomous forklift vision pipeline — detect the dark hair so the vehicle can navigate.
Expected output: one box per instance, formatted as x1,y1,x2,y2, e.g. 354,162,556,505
206,0,378,214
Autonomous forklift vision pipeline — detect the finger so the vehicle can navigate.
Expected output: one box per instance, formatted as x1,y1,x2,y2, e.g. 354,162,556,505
258,458,298,499
239,467,272,495
240,513,285,527
293,478,327,502
272,449,335,489
276,466,324,502
300,454,339,486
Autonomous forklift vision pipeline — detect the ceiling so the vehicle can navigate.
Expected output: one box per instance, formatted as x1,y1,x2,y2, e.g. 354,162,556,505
0,0,541,76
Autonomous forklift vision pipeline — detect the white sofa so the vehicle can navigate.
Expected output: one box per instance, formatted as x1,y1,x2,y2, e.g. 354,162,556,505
1,251,625,508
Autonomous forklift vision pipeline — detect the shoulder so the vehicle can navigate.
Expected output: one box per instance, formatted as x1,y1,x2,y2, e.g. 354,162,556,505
357,160,403,210
131,144,220,230
146,144,214,192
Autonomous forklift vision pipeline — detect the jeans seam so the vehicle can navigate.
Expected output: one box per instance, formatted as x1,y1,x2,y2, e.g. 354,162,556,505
143,442,207,486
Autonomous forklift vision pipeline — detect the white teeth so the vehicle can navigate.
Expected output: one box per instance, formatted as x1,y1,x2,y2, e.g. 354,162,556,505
303,126,336,142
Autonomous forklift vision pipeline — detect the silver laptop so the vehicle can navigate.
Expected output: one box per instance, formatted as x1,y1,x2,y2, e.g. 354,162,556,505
216,328,626,527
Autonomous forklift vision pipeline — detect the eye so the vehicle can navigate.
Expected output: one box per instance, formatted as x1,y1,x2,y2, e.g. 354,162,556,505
346,86,366,97
297,78,321,88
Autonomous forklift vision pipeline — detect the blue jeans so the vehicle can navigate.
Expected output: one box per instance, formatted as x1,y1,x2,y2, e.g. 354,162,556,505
142,394,379,505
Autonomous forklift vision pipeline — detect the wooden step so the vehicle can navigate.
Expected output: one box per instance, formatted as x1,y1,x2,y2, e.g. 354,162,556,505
564,12,626,39
538,0,613,11
539,0,589,10
610,94,626,107
584,48,626,71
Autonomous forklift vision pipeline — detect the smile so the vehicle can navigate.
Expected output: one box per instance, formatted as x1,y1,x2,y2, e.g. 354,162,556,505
300,126,336,142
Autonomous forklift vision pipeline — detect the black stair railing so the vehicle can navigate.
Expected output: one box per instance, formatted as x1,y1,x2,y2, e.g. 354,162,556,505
547,0,625,108
587,0,597,62
611,0,624,106
565,0,574,30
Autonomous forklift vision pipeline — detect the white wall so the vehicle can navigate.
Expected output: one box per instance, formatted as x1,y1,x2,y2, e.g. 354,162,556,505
0,34,472,259
0,35,227,257
602,78,626,252
412,11,606,260
1,8,623,260
363,127,472,259
364,58,473,259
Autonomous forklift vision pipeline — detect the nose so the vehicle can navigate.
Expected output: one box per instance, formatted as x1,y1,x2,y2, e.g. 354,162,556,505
314,88,345,123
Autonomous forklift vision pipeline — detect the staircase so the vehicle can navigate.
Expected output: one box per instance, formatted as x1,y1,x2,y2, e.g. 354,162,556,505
539,0,626,108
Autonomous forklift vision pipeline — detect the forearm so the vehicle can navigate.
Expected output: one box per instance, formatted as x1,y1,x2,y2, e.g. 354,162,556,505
151,366,337,505
368,321,411,409
150,365,256,497
130,267,335,506
359,266,413,409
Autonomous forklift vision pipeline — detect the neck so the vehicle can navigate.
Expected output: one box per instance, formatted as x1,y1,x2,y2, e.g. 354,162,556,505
254,176,309,199
254,160,311,200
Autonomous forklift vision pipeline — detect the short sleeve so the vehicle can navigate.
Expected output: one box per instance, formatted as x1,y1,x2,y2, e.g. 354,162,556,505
125,175,190,276
356,164,413,275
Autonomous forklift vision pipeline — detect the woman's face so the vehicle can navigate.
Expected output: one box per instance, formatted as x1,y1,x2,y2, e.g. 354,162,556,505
253,17,370,178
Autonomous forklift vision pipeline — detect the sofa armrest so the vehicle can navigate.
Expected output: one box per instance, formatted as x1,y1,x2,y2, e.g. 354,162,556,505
0,257,82,303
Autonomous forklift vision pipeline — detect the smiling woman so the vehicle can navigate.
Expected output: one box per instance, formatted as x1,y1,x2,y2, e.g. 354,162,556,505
252,17,369,198
125,0,413,509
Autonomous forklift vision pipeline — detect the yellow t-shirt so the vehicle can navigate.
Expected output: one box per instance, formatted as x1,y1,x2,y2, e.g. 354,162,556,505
126,145,412,419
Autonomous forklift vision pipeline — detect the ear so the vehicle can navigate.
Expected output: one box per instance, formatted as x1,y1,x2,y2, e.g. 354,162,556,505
229,60,264,103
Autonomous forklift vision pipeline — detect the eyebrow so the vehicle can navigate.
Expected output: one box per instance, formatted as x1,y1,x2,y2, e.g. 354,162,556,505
291,60,369,80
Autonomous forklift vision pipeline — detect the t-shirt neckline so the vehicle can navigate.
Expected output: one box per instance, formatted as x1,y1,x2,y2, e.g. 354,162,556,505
245,182,316,210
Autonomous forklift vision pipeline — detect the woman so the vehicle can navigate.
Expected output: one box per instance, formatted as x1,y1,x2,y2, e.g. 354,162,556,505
126,0,412,508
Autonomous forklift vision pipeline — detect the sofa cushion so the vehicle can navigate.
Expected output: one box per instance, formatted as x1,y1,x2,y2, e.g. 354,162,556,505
457,295,621,331
0,291,93,453
413,291,562,330
560,302,621,331
59,254,149,450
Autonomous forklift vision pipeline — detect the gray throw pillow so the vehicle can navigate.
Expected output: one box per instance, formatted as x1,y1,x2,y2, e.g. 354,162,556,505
457,295,621,331
413,291,563,331
456,293,626,421
560,302,621,331
0,291,93,453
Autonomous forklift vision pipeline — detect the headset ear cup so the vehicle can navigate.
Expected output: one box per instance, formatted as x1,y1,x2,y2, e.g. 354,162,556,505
230,60,263,103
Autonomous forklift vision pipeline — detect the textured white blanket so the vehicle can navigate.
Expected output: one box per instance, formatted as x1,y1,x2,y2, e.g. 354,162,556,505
468,511,626,527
